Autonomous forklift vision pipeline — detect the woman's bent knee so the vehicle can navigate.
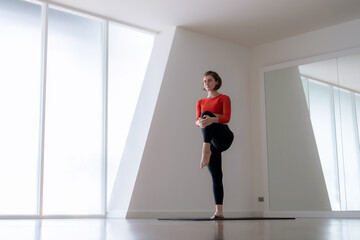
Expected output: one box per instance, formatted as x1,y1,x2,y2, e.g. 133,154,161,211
201,111,215,118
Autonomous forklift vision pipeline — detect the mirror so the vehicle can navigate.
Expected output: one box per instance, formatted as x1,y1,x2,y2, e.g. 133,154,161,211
264,53,360,211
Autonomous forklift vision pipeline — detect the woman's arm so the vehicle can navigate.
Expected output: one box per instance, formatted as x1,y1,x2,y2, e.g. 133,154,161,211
195,100,201,126
217,96,231,124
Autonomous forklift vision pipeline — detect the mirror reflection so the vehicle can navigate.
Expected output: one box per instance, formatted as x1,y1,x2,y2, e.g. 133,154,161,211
265,53,360,211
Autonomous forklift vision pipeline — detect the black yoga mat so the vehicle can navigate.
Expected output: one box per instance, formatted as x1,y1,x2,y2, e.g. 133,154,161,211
158,217,295,221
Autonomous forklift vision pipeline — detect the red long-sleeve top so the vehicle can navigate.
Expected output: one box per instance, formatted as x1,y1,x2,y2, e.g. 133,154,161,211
195,94,231,126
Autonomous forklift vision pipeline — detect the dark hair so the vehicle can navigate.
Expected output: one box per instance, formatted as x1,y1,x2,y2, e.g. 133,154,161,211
202,71,222,91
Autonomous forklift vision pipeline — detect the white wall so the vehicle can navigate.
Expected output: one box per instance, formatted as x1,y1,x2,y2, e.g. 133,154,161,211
126,27,253,218
250,19,360,214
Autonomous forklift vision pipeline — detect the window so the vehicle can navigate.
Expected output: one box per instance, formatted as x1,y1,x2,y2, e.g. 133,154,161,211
0,0,42,215
0,0,154,217
43,7,103,215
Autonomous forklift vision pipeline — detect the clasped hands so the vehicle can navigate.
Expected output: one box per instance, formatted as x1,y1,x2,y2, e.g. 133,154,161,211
197,115,216,128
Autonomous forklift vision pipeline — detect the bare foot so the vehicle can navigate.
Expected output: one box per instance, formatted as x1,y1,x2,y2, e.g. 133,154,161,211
210,205,224,219
210,213,224,219
200,149,211,168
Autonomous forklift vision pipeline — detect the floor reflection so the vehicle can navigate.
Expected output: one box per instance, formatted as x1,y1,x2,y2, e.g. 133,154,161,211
0,218,360,240
213,221,224,240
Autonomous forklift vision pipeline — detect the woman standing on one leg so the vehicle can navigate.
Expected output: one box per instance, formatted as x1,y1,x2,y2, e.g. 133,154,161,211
195,71,234,219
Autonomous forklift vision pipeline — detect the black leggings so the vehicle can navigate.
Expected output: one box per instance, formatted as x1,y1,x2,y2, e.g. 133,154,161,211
201,111,234,205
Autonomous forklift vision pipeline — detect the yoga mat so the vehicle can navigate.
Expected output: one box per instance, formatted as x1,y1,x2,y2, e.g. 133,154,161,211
158,217,296,221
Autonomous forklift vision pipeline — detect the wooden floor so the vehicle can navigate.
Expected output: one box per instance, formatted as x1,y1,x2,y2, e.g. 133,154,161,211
1,218,360,239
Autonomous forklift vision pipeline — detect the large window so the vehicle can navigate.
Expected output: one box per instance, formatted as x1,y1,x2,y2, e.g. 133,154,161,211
0,0,42,215
0,0,154,217
43,7,104,215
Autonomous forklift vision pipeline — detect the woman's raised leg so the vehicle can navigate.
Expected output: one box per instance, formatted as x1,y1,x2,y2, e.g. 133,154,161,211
200,142,211,168
200,111,216,168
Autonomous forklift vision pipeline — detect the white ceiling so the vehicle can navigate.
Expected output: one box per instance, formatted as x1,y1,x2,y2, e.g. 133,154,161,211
50,0,360,47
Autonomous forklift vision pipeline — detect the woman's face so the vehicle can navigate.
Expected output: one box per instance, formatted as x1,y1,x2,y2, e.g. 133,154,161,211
203,75,218,91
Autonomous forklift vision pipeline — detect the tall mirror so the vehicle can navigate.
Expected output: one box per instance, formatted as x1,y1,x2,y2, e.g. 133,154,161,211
264,52,360,211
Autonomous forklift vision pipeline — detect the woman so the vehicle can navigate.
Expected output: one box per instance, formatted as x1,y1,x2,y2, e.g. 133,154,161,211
196,71,234,219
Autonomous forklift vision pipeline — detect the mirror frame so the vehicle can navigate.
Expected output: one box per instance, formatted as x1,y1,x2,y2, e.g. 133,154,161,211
260,46,360,218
